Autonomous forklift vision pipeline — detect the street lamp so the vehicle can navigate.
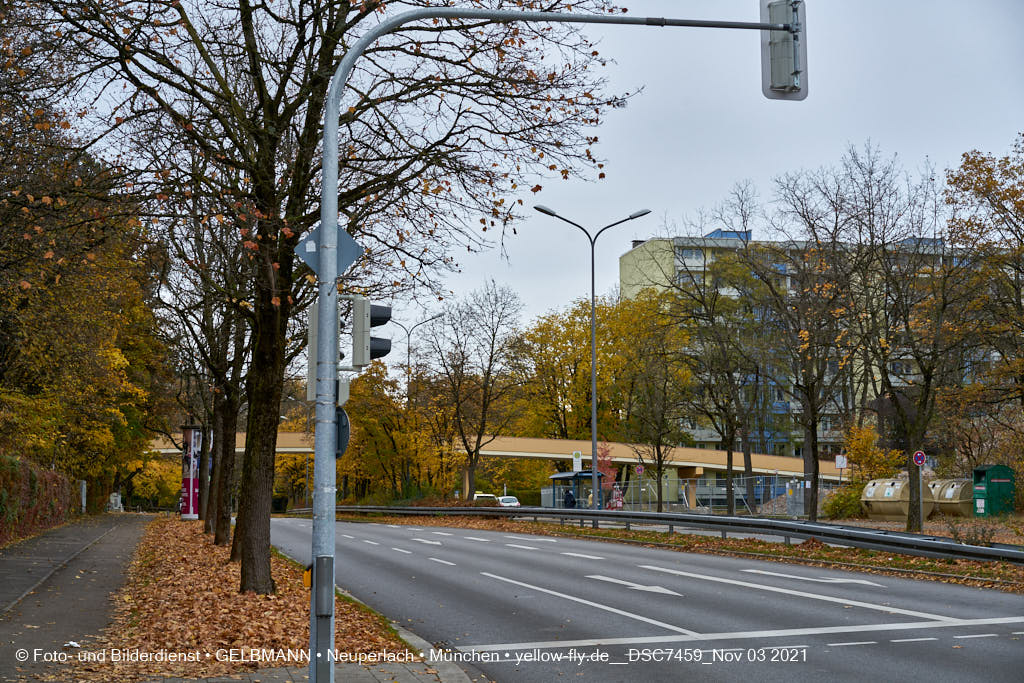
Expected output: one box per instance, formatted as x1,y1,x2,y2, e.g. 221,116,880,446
534,205,651,511
391,313,442,407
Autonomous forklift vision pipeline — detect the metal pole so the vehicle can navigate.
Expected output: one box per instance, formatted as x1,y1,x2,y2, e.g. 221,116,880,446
589,236,599,514
534,207,650,516
315,9,799,682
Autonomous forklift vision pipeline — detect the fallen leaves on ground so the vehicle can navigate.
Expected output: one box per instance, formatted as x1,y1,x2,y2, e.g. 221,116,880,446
330,513,1024,592
62,515,413,681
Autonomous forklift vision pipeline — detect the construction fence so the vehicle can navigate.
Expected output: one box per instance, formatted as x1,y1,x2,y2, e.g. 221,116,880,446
542,474,842,516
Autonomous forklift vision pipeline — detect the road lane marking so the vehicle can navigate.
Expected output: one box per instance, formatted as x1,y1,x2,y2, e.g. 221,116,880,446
480,572,699,636
362,540,379,545
586,575,681,596
561,552,604,560
412,538,442,545
505,535,558,543
387,525,401,528
341,534,355,539
432,531,453,536
639,565,955,622
828,641,876,647
742,569,884,587
458,616,1024,653
391,548,412,554
954,633,997,639
891,638,936,643
505,544,539,550
464,537,491,542
430,558,456,566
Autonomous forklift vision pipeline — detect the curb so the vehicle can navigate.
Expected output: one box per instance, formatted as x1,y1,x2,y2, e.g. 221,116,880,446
274,547,472,683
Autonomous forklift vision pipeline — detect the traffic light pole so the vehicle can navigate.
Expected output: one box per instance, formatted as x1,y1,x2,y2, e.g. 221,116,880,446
313,8,799,682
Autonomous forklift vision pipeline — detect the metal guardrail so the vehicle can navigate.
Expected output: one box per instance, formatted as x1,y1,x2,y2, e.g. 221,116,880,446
283,505,1024,565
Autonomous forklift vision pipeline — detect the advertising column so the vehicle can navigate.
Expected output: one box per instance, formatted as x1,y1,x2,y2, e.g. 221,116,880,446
180,425,202,520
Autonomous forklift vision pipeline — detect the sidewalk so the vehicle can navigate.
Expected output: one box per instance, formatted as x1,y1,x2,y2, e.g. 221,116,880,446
0,514,150,682
0,515,470,683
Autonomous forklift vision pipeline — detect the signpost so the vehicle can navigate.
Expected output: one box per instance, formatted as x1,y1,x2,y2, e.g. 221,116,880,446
914,450,926,527
572,451,583,473
835,454,847,484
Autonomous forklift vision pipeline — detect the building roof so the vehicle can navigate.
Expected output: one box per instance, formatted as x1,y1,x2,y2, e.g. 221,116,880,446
150,431,314,455
474,436,841,480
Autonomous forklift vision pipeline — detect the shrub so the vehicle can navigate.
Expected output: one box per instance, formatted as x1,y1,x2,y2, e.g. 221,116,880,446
822,481,867,520
944,517,999,547
0,455,75,546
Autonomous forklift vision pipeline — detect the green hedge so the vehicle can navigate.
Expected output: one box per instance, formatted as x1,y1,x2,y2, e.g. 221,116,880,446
0,455,76,546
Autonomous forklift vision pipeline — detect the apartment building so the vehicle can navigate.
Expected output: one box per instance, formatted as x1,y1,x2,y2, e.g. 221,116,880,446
619,230,850,458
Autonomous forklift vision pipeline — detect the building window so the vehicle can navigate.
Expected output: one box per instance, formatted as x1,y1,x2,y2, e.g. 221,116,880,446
679,248,702,261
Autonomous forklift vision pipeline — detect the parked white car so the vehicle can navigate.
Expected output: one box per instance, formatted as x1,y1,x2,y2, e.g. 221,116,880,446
498,496,521,507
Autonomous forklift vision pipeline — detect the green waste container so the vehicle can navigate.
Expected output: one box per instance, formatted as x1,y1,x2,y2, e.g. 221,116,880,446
972,464,1016,517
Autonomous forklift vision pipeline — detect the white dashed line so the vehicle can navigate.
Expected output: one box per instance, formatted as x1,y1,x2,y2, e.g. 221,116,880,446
481,572,698,636
430,558,456,566
828,641,876,647
341,534,355,539
954,634,997,639
560,552,604,560
412,538,442,545
464,537,491,542
387,525,401,528
391,548,412,554
891,638,937,643
639,565,957,622
432,531,453,536
505,535,557,543
506,544,539,550
362,540,379,545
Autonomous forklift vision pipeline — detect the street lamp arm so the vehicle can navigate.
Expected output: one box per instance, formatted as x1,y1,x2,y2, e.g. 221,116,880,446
594,209,652,242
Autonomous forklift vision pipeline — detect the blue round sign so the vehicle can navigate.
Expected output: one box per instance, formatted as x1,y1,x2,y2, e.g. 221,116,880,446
913,450,926,466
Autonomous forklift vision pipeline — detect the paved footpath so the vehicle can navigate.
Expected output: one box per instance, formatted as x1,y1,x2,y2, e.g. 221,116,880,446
0,514,150,682
0,515,471,683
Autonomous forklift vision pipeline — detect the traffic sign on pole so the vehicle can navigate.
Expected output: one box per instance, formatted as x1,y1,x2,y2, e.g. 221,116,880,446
913,450,926,467
297,222,364,281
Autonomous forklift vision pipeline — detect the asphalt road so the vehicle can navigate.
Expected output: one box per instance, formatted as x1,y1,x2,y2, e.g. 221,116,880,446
271,518,1024,682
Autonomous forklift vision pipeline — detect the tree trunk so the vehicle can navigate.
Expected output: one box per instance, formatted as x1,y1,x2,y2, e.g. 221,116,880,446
804,424,820,521
462,459,477,500
236,299,286,593
214,395,239,546
205,406,224,535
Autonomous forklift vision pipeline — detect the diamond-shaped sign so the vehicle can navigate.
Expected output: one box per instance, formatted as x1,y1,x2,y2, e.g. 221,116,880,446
296,222,364,280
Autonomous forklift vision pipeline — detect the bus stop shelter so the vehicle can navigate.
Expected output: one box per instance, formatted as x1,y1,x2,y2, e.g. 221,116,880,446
550,470,604,509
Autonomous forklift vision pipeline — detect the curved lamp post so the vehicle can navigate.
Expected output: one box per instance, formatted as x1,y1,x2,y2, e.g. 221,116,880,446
391,313,442,407
534,205,650,511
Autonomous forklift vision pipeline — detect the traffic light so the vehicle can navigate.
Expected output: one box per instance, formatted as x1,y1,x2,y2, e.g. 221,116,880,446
351,295,392,368
760,0,808,101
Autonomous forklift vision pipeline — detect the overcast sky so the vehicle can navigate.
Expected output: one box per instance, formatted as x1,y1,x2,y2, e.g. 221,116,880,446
394,0,1024,344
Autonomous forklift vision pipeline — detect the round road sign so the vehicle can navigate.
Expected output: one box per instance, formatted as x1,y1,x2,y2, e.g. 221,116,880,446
635,465,644,474
913,450,926,466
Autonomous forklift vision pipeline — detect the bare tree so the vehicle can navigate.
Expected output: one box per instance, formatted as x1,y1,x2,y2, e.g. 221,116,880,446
426,281,522,499
25,0,625,592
